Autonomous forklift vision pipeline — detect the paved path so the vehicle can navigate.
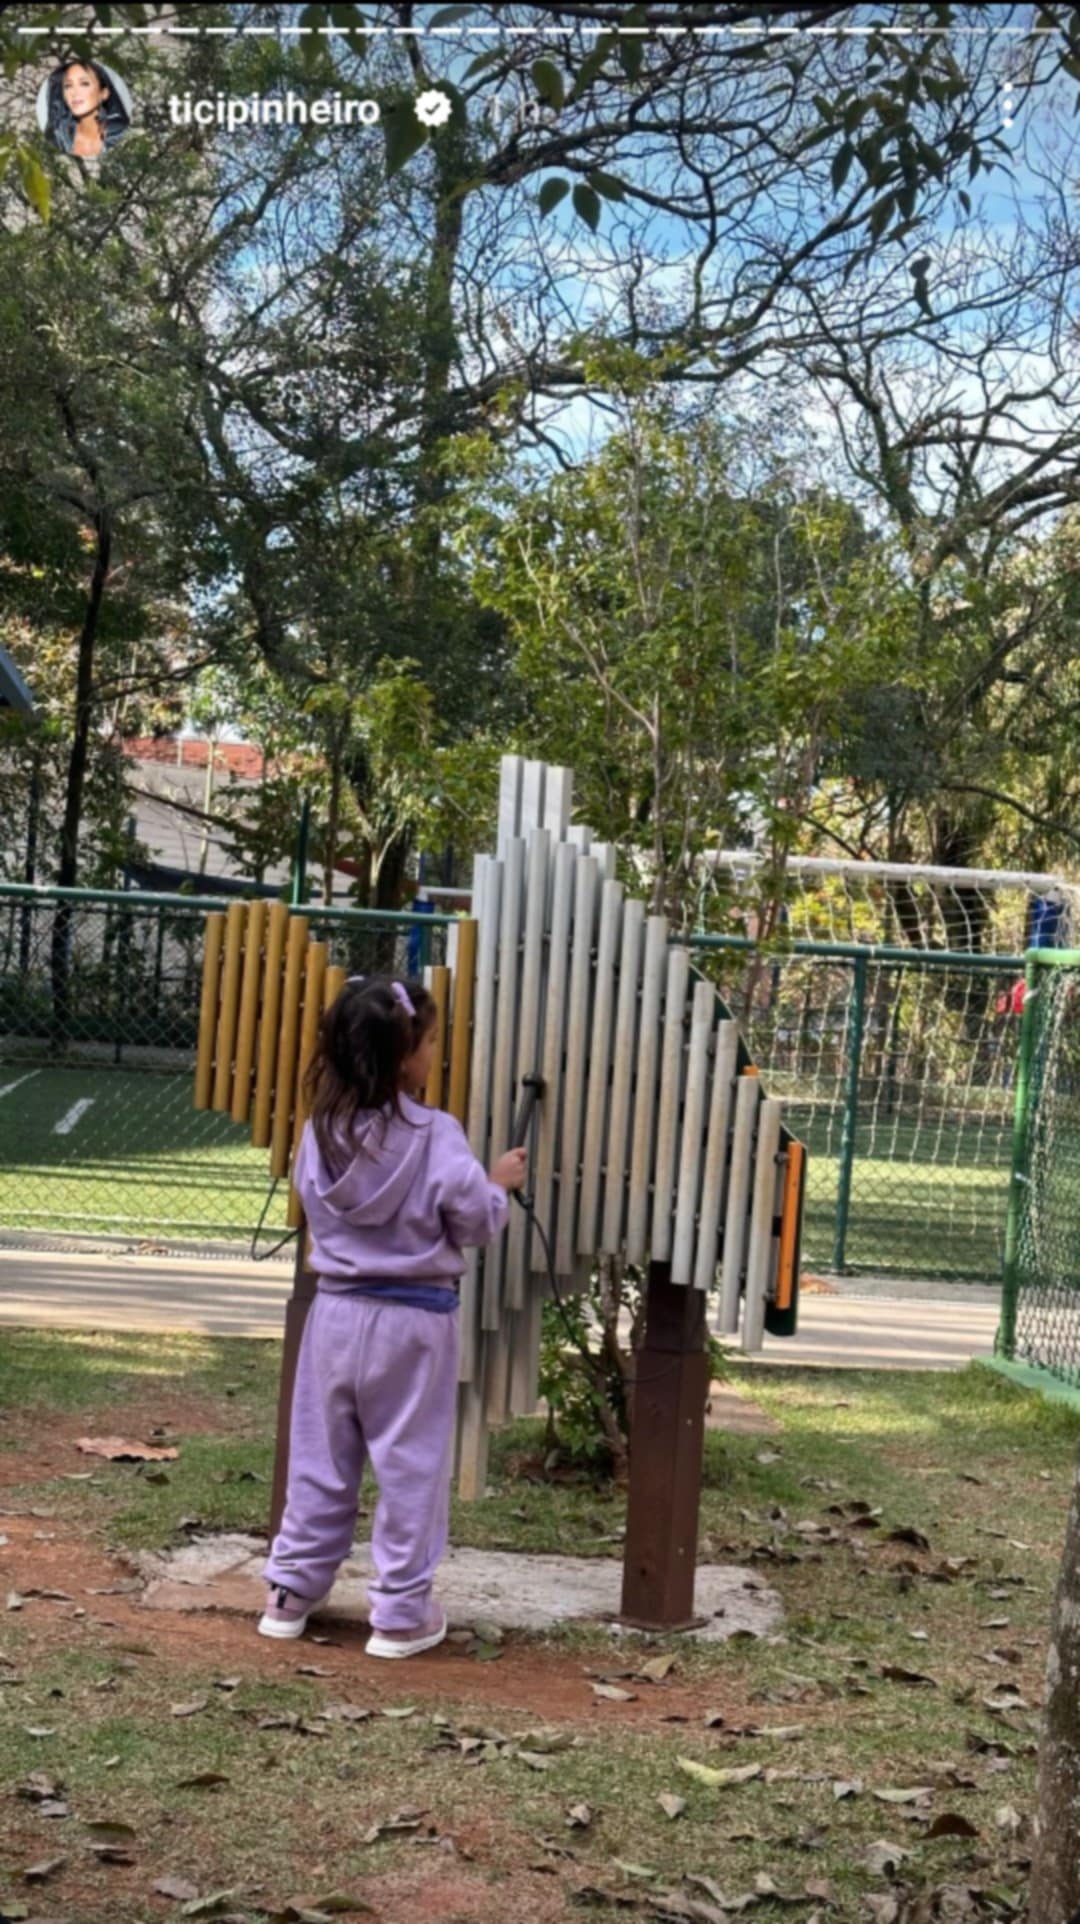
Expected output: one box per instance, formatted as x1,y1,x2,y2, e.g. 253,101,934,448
0,1246,291,1339
0,1247,1001,1368
743,1292,999,1371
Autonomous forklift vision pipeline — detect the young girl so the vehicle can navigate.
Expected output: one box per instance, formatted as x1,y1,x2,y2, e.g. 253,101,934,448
260,974,526,1658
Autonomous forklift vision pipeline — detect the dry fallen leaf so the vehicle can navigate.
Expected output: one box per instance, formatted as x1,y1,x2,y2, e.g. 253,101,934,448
657,1793,686,1820
360,1810,425,1846
84,1820,136,1845
75,1437,178,1462
885,1527,931,1551
175,1772,230,1790
927,1812,979,1839
880,1663,938,1687
833,1779,863,1800
22,1856,66,1884
635,1653,677,1684
861,1839,909,1876
872,1787,933,1805
592,1682,637,1703
516,1728,573,1755
321,1704,372,1725
153,1874,200,1902
269,1893,377,1921
566,1803,593,1829
171,1699,209,1719
676,1757,762,1789
180,1889,244,1917
864,1896,900,1924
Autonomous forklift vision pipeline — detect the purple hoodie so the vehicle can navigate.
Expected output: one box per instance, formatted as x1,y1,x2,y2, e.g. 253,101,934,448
293,1097,509,1290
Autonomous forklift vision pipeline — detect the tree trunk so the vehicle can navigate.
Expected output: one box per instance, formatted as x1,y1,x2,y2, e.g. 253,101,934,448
323,731,342,909
1030,1446,1080,1923
50,510,111,1048
933,807,990,955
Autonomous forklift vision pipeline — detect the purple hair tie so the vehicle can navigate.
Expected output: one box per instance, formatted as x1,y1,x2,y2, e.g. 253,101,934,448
345,975,414,1018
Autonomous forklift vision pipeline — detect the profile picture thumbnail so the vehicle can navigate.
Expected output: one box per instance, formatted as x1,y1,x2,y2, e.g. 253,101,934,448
36,57,133,158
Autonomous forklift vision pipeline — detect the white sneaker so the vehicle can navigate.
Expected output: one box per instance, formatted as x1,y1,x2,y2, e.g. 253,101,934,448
365,1611,447,1660
258,1583,330,1640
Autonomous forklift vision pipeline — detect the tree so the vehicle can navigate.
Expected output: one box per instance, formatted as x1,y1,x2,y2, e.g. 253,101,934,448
135,4,1080,897
459,380,893,926
1030,1453,1080,1923
796,179,1080,896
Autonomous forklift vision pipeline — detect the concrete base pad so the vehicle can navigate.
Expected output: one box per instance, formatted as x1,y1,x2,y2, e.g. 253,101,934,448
137,1536,781,1642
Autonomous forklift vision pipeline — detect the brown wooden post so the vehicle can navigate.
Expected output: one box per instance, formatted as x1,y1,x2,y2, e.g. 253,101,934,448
620,1261,709,1631
269,1230,318,1540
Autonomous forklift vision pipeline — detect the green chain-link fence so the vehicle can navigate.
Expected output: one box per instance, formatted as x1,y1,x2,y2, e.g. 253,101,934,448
0,885,1027,1279
688,935,1025,1283
0,885,450,1248
997,948,1080,1389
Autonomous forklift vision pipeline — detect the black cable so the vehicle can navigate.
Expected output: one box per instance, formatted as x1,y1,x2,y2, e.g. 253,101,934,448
250,1177,300,1263
513,1189,695,1392
249,1147,690,1382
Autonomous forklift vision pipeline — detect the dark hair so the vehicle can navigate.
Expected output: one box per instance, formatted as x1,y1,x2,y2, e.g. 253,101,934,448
46,58,131,155
304,975,437,1176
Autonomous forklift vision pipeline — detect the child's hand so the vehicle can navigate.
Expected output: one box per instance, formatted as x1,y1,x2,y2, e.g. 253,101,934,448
491,1147,528,1191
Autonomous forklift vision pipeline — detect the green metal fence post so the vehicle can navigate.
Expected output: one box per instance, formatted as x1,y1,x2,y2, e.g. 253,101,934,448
290,797,311,908
999,952,1040,1360
832,951,868,1273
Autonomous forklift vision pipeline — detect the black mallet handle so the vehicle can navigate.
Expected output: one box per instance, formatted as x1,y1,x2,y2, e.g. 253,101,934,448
510,1072,545,1150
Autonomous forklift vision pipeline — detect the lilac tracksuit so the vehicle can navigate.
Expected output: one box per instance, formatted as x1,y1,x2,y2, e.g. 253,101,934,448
264,1098,508,1630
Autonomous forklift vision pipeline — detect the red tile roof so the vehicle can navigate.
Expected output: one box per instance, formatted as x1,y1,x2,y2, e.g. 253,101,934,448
122,738,269,780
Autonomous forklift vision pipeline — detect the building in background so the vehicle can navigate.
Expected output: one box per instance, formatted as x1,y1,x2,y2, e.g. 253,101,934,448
120,736,290,896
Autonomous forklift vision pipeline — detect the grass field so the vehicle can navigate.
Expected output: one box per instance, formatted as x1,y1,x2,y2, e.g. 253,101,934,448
793,1107,1010,1282
0,1061,1009,1280
0,1330,1072,1922
0,1063,287,1244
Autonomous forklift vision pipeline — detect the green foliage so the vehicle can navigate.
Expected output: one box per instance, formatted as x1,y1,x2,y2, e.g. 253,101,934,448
455,382,901,923
538,1267,727,1475
538,1298,617,1471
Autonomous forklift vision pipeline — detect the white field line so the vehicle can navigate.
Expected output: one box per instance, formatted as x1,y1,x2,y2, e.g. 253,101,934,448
53,1098,95,1138
0,1071,40,1101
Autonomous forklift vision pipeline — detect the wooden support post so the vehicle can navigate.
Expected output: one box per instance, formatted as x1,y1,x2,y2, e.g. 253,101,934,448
620,1262,708,1632
269,1232,318,1541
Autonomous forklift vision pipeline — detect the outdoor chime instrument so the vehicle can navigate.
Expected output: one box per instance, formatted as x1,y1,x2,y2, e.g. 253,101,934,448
193,756,806,1498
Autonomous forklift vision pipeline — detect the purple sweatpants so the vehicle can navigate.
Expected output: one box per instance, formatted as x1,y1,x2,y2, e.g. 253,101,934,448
264,1292,459,1632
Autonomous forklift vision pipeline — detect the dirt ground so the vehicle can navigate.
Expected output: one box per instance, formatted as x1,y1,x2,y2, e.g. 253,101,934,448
0,1395,777,1924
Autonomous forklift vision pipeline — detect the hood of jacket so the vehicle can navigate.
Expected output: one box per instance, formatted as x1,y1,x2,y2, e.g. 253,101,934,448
309,1101,434,1228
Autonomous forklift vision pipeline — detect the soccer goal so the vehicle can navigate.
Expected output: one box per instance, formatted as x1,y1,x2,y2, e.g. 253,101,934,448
997,946,1080,1392
689,852,1080,1284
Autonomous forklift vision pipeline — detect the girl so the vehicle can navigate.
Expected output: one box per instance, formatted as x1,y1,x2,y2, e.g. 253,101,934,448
260,974,526,1658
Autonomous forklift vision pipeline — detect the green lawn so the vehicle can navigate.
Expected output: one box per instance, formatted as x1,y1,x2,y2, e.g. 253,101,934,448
0,1329,1071,1922
791,1104,1009,1281
0,1064,287,1243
